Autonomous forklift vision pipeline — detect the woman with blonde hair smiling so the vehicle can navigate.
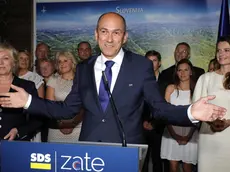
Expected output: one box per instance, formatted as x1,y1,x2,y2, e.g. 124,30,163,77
17,50,44,98
0,42,43,141
45,51,83,143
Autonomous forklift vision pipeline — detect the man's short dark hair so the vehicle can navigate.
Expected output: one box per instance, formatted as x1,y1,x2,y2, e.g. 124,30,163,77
175,42,190,52
77,41,91,49
145,50,162,61
36,42,50,50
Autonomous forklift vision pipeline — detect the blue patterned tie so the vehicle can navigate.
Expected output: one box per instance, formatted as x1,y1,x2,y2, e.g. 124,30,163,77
99,60,115,112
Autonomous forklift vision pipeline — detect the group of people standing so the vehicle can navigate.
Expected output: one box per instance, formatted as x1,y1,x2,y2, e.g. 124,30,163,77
143,37,230,172
0,12,229,172
0,40,92,143
142,42,203,172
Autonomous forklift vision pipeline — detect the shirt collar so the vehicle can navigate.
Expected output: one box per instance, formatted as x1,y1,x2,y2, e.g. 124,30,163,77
100,48,124,67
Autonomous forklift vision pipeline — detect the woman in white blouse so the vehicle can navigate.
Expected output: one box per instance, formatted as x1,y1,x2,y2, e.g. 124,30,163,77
17,50,44,98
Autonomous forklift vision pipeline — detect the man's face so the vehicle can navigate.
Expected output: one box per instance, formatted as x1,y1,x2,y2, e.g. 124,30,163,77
78,43,92,60
174,44,190,63
147,55,161,72
95,13,128,59
36,44,49,60
39,61,54,78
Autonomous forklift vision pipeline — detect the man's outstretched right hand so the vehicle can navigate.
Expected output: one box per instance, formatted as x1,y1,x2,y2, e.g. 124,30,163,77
0,84,29,108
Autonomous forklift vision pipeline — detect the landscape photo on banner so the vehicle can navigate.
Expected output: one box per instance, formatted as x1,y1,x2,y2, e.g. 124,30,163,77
35,0,225,71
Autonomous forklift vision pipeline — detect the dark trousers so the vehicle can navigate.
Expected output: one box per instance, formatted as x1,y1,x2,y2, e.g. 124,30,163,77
142,128,163,172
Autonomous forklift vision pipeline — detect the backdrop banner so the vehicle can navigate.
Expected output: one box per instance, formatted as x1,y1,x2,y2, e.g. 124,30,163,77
34,0,225,71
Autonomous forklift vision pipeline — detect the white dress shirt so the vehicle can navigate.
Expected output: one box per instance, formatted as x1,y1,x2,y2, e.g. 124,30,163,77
94,49,124,94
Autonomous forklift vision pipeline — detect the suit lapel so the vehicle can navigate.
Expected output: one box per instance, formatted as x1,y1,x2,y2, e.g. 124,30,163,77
112,51,132,103
87,56,104,113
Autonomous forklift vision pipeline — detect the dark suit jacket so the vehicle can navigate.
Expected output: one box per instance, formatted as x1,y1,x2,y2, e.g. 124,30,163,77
0,76,43,140
158,64,205,96
28,50,192,144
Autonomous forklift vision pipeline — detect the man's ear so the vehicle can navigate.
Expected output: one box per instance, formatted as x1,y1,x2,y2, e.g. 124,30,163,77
123,32,128,44
187,52,191,59
159,61,161,68
94,29,98,42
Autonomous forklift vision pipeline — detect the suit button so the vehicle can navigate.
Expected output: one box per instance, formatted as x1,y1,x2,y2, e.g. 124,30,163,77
0,117,1,120
102,119,106,122
0,125,2,128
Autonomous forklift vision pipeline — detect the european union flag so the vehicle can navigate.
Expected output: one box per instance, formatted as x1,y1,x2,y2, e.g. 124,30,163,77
218,0,230,39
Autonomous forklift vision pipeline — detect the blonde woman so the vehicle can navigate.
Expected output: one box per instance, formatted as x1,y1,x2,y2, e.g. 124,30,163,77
46,51,83,143
0,43,43,141
17,50,44,98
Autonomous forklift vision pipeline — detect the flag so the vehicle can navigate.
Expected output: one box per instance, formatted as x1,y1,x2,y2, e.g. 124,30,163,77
218,0,230,39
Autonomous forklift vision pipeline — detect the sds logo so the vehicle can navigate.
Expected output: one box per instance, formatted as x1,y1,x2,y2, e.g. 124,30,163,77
30,153,51,170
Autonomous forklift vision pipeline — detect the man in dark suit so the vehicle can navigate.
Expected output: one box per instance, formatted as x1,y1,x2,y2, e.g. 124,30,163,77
77,41,92,61
158,42,205,96
0,12,226,144
142,50,163,172
35,42,50,75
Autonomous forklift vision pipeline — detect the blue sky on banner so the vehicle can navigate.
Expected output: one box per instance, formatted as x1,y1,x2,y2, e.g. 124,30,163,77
35,0,226,70
36,0,220,30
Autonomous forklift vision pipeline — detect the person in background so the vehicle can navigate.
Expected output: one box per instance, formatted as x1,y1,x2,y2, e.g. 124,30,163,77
35,42,49,60
17,50,44,98
161,59,198,172
39,58,56,83
158,42,205,96
38,58,56,142
208,58,220,72
157,42,204,172
145,50,161,80
0,42,43,141
46,51,83,143
193,36,230,172
17,50,46,142
77,41,92,61
143,50,163,172
35,42,50,74
0,12,226,145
